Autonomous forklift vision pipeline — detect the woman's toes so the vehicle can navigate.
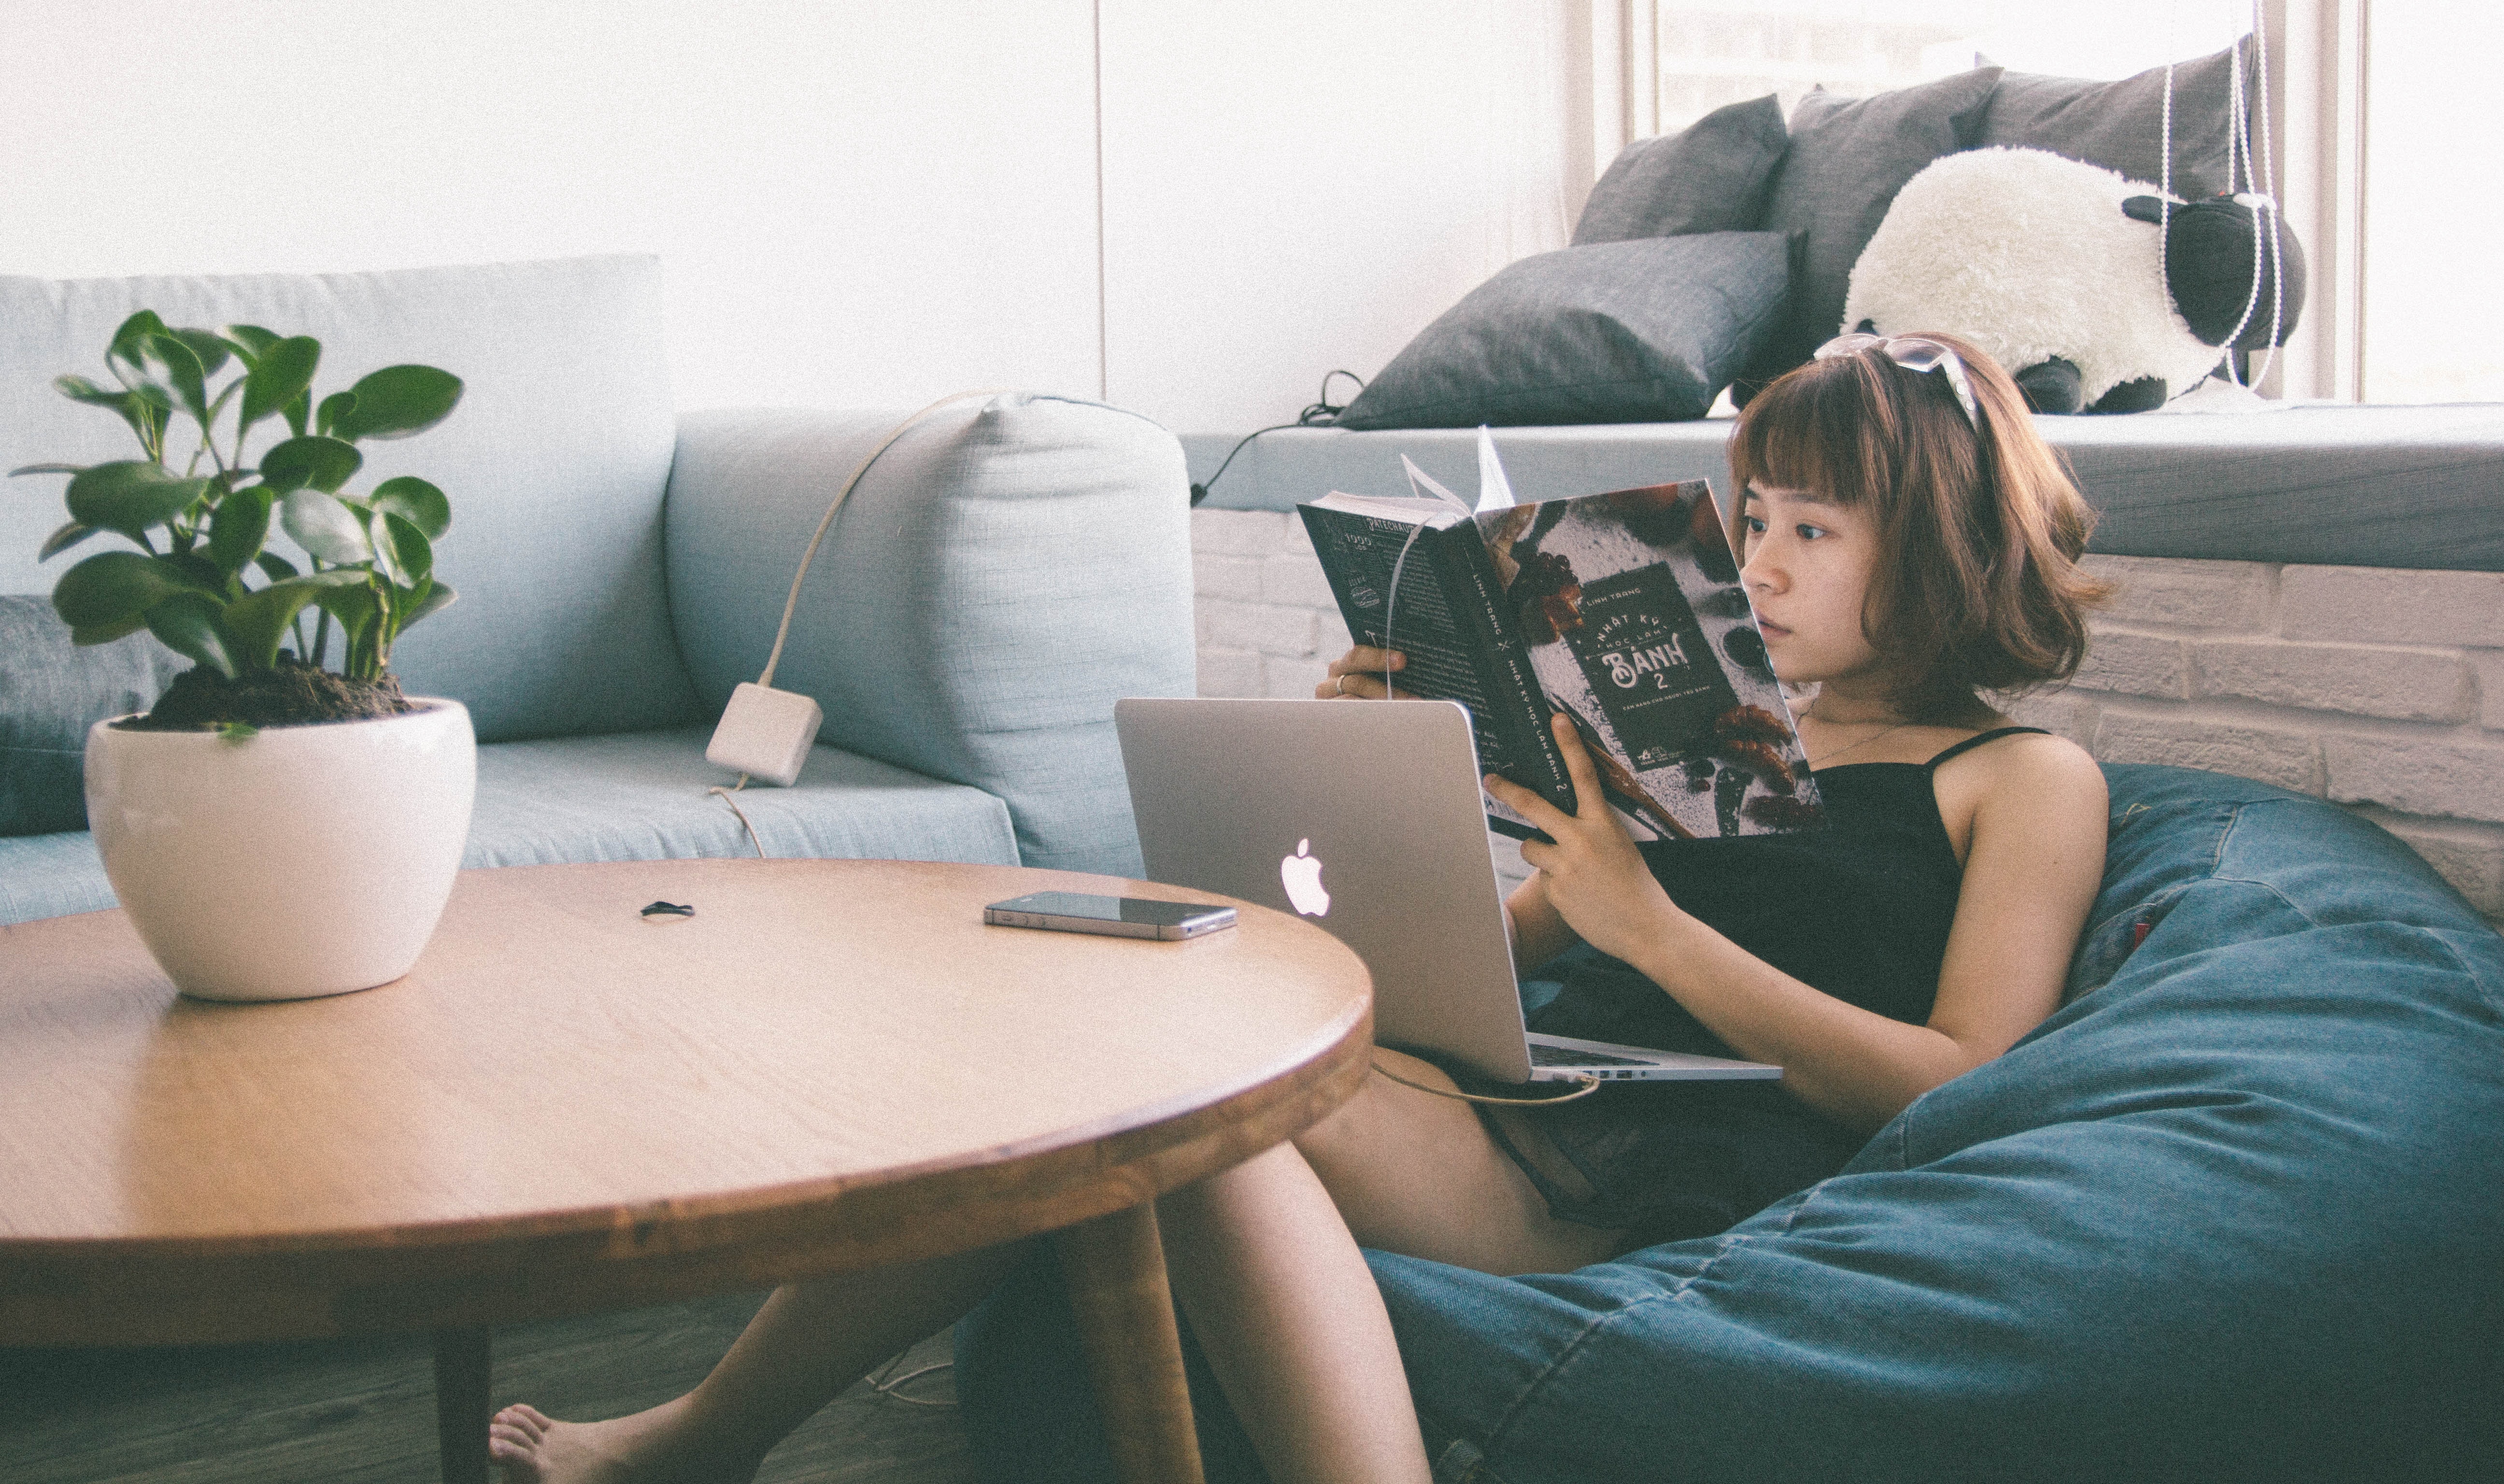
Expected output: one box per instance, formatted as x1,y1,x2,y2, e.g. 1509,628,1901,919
491,1408,550,1451
487,1404,554,1479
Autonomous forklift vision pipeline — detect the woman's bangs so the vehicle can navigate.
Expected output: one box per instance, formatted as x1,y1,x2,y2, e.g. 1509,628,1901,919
1734,363,1879,509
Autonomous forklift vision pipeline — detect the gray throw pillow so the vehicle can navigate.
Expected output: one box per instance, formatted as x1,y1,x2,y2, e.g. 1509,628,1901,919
1980,39,2258,201
1751,67,2003,387
0,594,189,836
1573,95,1789,245
1335,233,1789,430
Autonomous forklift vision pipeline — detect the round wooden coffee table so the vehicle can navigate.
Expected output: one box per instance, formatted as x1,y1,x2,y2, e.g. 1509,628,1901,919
0,858,1374,1484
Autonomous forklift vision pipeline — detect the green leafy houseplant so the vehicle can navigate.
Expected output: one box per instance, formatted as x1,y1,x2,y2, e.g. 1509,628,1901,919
13,311,463,725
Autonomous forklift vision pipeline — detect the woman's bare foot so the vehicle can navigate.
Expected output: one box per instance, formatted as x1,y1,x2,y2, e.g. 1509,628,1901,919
487,1395,766,1484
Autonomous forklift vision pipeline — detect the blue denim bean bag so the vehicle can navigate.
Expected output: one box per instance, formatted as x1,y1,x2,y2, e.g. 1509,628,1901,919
955,764,2504,1482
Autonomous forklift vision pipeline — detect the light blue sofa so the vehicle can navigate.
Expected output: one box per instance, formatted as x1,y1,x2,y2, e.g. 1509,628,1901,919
0,257,1194,923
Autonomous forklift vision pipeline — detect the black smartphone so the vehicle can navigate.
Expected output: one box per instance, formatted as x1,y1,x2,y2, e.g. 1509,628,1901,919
982,891,1238,940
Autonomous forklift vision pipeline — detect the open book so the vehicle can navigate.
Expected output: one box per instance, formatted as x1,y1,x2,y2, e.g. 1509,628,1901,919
1297,432,1823,843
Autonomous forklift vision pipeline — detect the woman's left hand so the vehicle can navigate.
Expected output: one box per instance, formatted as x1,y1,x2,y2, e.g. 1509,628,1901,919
1483,713,1685,965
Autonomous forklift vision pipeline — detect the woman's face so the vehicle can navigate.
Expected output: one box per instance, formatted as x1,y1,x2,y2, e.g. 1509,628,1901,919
1738,481,1885,689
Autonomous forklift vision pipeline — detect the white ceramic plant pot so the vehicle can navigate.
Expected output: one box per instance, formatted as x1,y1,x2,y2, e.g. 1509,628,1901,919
85,700,477,1003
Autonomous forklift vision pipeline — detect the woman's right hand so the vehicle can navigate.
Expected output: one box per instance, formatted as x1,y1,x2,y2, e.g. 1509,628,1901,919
1316,646,1411,700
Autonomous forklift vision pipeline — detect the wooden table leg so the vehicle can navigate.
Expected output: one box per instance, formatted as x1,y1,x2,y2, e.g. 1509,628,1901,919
1054,1201,1208,1484
433,1326,492,1484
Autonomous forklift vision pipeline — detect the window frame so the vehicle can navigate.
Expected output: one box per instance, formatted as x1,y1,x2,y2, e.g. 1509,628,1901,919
1593,0,2371,401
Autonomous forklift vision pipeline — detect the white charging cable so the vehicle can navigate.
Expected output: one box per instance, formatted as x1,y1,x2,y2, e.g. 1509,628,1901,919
708,389,1011,856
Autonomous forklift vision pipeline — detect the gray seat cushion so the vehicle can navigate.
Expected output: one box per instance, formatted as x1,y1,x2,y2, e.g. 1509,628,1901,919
1334,235,1790,429
1572,96,1789,245
0,728,1016,927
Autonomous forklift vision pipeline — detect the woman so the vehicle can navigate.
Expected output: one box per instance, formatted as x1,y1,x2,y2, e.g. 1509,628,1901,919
490,333,2110,1484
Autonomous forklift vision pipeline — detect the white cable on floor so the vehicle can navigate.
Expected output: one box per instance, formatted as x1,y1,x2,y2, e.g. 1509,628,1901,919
866,1349,957,1408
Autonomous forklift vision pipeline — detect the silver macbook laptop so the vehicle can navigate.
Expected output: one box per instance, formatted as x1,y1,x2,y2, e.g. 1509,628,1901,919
1116,697,1779,1087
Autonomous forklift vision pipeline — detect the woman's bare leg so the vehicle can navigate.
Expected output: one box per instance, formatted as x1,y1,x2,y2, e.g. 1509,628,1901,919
488,1242,1027,1484
493,1050,1595,1483
1296,1048,1629,1275
1159,1142,1431,1484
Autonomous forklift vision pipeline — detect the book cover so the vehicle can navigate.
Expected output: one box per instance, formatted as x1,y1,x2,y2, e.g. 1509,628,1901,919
1477,482,1821,840
1299,441,1821,843
1295,499,1568,809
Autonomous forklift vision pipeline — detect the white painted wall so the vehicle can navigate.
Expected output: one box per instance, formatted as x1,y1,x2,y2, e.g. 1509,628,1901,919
1098,0,1586,431
0,1,1105,411
0,1,1588,431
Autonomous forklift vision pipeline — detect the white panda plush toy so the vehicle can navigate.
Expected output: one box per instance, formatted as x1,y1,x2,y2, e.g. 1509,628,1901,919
1843,146,2302,413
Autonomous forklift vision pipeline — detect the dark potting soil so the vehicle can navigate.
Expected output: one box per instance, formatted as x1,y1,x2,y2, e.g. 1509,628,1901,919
122,659,415,731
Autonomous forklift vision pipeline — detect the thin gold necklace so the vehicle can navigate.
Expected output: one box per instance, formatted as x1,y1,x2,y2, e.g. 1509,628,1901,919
1805,715,1912,767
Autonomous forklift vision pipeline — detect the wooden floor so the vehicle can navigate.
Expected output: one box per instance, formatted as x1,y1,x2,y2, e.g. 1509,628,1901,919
0,1293,975,1484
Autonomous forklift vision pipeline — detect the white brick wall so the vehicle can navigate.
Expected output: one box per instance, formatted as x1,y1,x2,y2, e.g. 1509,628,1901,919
1192,511,1352,702
1190,515,2504,926
2004,557,2504,924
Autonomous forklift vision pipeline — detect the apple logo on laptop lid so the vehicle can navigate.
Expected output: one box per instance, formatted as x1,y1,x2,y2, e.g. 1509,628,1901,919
1280,839,1331,916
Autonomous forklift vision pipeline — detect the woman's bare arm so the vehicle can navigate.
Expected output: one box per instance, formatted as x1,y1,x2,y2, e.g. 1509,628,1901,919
1920,737,2109,1079
1493,717,2107,1134
1630,736,2105,1131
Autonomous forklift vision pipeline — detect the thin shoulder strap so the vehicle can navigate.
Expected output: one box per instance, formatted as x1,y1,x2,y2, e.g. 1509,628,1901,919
1924,726,2051,771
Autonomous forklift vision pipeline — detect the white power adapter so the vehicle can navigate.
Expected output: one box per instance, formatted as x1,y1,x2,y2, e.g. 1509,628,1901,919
704,388,1007,802
706,681,823,787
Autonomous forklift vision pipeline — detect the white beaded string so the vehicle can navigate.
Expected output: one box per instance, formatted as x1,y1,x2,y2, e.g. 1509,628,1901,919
1380,520,1429,698
2248,0,2286,391
1356,518,1609,1107
2220,22,2263,380
2160,55,2175,310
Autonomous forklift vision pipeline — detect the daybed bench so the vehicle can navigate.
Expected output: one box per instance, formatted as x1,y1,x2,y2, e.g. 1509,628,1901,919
1183,401,2504,570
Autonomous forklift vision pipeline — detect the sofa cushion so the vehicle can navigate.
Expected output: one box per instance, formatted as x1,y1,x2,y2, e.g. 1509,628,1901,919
1334,234,1790,429
462,727,1016,869
0,595,187,836
0,255,697,745
1572,95,1789,245
955,762,2504,1482
0,831,117,926
1751,68,2003,387
1980,39,2260,201
0,728,1018,927
663,397,1195,876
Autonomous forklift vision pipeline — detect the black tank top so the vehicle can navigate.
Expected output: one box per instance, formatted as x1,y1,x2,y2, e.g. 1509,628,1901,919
1527,727,2048,1051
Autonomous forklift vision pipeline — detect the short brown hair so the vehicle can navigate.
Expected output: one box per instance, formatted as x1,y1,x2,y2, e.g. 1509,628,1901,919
1727,332,2110,719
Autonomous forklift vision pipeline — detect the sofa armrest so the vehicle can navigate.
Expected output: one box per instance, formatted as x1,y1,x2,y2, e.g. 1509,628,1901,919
663,396,1195,875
